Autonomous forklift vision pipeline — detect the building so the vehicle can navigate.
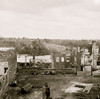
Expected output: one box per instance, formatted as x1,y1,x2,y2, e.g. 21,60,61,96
0,47,14,76
81,41,100,70
35,55,52,64
91,41,99,69
17,54,33,66
97,54,100,69
0,61,8,75
35,55,52,68
17,54,53,68
52,53,67,69
81,48,91,66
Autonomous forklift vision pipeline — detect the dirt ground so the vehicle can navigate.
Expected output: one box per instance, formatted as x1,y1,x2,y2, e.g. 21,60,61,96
4,74,100,99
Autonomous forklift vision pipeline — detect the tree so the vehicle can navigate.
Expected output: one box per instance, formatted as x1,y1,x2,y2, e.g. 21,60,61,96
15,39,50,56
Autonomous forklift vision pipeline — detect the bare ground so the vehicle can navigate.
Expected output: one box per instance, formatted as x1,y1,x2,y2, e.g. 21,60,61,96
4,74,100,99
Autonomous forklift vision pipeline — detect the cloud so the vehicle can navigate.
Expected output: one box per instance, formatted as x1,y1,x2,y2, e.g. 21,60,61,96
93,0,100,5
0,0,100,39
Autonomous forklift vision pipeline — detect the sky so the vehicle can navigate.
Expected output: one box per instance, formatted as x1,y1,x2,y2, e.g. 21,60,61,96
0,0,100,39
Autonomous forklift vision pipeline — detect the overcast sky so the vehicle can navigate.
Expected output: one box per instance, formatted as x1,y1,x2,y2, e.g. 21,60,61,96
0,0,100,39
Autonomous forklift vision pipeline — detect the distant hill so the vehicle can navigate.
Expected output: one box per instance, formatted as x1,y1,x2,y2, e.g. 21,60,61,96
0,37,100,53
43,42,66,53
44,39,94,47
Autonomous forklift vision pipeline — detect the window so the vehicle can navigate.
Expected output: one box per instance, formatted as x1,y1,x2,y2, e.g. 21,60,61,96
61,57,64,62
97,61,100,65
56,57,59,62
4,67,8,74
66,59,69,62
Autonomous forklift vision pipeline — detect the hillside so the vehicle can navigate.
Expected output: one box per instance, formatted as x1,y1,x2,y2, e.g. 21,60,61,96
43,42,66,53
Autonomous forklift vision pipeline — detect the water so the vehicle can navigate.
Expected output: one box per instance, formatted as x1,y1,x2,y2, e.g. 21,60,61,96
0,47,14,51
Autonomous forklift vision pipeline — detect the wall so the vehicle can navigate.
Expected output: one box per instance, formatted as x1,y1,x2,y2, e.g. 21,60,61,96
0,63,17,99
92,41,99,69
0,62,8,75
52,53,70,69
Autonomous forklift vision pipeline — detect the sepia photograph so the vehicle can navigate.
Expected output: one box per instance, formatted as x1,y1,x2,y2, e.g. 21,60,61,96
0,0,100,99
